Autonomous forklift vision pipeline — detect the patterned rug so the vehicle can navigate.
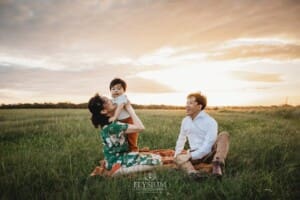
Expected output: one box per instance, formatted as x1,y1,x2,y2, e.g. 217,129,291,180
90,148,213,177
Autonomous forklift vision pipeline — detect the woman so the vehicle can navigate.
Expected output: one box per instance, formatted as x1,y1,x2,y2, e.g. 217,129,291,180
88,94,161,176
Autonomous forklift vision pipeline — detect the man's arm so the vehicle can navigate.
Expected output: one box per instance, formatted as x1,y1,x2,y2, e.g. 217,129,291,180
174,119,187,157
190,120,218,160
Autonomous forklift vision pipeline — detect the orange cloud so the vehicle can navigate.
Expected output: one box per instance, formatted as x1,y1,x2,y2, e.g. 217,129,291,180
126,77,176,93
209,44,300,60
230,70,283,82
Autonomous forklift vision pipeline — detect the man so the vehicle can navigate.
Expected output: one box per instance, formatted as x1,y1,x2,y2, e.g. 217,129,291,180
174,92,230,178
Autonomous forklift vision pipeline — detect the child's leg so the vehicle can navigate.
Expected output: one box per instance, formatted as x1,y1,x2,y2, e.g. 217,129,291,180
120,117,139,152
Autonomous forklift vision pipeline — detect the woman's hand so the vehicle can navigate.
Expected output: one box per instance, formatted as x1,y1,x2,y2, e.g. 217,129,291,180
109,116,117,122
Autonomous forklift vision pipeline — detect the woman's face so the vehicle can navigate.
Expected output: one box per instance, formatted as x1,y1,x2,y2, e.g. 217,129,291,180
101,96,116,116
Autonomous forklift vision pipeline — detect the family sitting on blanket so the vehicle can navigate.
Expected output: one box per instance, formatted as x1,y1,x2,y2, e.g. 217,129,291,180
88,78,229,179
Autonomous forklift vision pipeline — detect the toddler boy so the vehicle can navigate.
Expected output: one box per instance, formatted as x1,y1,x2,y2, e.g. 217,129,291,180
109,78,139,152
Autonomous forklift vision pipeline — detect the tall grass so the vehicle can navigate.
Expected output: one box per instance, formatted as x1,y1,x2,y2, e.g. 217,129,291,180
0,108,299,199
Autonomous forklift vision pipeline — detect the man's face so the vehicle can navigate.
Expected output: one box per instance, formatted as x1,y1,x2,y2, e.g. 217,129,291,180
186,96,202,117
110,84,125,98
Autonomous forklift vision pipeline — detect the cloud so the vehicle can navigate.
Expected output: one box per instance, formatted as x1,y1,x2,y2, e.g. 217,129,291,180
0,0,299,58
126,77,176,93
209,38,300,61
230,70,283,82
211,44,300,60
0,64,176,103
219,38,298,48
255,86,273,91
109,46,206,67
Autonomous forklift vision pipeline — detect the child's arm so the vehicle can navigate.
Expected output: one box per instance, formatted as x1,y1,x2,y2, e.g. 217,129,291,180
109,103,125,122
109,95,128,122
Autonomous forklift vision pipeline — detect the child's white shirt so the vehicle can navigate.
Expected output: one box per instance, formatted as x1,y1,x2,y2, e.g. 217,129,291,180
112,94,130,120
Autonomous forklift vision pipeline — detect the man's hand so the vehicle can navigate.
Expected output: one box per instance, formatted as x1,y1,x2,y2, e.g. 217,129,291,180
175,150,191,165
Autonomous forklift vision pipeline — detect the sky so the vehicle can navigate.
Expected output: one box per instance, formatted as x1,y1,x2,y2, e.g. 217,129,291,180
0,0,299,106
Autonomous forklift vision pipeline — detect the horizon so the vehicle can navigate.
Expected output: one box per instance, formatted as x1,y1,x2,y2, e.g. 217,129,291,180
1,101,298,108
0,0,299,106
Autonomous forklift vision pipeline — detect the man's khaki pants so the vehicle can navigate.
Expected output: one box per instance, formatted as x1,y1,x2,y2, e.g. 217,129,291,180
176,131,230,174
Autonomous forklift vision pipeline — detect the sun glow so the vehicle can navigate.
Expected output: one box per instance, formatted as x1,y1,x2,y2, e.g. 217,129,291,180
132,62,298,106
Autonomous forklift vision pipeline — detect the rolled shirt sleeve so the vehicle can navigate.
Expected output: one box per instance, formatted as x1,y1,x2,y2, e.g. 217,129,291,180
174,119,187,157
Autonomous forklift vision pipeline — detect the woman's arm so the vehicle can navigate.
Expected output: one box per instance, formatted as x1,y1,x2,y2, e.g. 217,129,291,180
124,103,145,133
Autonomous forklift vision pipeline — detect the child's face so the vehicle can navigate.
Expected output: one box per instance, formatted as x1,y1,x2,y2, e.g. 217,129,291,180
110,84,125,98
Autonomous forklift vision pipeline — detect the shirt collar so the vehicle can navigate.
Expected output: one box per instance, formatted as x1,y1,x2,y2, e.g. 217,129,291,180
188,110,206,120
195,110,206,119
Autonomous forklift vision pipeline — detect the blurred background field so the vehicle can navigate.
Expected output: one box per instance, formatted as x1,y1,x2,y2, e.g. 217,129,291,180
0,107,299,199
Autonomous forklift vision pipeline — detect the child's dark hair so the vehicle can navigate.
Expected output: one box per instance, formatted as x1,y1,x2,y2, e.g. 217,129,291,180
88,93,110,128
109,78,127,91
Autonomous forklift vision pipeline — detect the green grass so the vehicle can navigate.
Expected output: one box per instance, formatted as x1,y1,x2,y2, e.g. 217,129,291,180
0,108,299,200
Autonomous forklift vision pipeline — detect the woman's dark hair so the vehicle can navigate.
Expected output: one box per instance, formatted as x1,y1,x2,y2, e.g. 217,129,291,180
109,78,127,91
88,93,110,128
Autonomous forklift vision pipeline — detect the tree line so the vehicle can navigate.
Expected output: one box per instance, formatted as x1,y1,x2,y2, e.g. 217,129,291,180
0,102,185,110
1,102,297,110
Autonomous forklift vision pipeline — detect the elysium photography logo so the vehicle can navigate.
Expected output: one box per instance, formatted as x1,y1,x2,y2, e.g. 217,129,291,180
133,172,167,193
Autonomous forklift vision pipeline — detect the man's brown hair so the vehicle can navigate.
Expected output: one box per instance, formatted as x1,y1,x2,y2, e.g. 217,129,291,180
187,92,207,110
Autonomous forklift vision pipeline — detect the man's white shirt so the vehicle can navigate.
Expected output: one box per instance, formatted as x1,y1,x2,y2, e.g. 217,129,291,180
175,110,218,160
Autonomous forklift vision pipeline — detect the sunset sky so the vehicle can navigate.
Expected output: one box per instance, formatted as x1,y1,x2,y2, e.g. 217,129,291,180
0,0,299,106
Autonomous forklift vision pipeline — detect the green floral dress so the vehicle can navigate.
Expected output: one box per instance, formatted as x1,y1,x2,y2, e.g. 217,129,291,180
100,122,161,170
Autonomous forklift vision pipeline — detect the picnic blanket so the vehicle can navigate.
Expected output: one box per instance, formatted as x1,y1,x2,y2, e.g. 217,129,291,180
90,148,213,177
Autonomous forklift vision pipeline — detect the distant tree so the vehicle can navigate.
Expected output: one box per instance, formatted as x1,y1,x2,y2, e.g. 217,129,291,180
0,102,186,109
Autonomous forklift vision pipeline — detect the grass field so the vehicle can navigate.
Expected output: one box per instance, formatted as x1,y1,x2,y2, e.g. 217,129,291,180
0,107,299,200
